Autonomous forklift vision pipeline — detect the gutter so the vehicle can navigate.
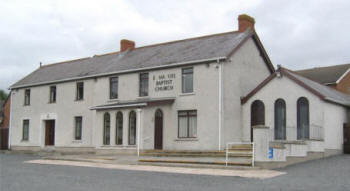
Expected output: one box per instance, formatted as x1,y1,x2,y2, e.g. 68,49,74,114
218,59,223,150
10,57,227,90
90,103,147,110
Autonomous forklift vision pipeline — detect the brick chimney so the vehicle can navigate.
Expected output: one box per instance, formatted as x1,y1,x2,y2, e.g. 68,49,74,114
120,39,135,52
238,14,255,32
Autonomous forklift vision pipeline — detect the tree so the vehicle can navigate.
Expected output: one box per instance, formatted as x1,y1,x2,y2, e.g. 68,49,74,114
0,90,8,101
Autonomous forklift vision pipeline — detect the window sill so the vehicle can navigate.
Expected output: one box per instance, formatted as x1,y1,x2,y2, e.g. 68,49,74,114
72,140,82,143
179,92,195,97
137,96,149,99
75,99,84,102
100,145,136,147
107,99,119,103
48,102,56,104
174,138,198,142
21,140,29,142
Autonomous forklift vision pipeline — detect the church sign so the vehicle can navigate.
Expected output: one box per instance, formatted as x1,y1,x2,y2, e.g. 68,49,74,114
154,73,176,92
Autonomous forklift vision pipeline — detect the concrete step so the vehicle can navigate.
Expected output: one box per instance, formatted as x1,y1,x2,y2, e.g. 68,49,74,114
140,151,252,157
138,156,253,166
138,161,260,170
228,144,253,150
138,159,252,166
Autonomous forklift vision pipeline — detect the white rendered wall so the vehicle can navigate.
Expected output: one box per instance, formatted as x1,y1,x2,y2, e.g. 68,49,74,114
242,75,347,151
223,37,271,148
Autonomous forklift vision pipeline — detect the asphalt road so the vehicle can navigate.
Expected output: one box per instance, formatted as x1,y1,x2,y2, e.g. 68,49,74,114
1,153,350,191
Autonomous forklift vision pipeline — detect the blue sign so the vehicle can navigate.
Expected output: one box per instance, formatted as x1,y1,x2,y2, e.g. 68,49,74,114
268,148,274,159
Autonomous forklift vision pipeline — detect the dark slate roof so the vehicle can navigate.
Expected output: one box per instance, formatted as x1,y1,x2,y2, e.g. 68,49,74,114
242,67,350,107
295,63,350,84
11,30,255,89
283,68,350,106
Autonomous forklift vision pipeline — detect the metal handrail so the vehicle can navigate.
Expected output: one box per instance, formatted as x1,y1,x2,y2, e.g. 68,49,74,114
225,142,254,167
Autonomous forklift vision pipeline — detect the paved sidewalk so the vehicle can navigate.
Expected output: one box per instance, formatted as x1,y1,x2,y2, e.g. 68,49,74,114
43,154,140,165
25,159,286,179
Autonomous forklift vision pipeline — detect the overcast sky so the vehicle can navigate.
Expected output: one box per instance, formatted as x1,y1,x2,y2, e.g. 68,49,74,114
1,0,350,91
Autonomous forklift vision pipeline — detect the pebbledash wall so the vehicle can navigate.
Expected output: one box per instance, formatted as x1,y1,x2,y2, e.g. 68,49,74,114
242,74,347,155
10,37,271,152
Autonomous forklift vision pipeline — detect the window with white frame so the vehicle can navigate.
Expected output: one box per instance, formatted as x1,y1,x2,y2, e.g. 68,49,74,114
182,67,193,93
22,119,29,141
76,82,84,100
74,116,82,140
110,77,118,99
49,86,56,103
139,73,149,97
178,110,197,138
24,89,30,105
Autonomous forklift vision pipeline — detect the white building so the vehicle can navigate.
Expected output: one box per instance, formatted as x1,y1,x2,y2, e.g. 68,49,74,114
8,14,350,167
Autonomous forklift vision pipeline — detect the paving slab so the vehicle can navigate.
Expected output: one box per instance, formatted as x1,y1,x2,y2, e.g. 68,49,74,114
25,159,286,179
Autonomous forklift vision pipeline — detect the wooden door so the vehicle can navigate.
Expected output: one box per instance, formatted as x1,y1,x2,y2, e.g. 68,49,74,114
45,120,55,146
154,109,163,150
344,123,350,154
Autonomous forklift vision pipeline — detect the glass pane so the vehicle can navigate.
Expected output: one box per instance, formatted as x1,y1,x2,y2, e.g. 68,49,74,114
139,73,149,97
116,113,123,145
23,120,29,140
182,68,193,93
75,117,82,140
129,112,136,145
297,98,309,139
188,115,197,137
104,113,110,145
178,116,188,137
25,90,30,105
110,77,118,99
77,82,84,100
275,100,286,140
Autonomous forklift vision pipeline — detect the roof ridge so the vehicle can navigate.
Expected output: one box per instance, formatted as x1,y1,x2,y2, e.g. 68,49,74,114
133,30,240,50
39,30,241,66
296,62,350,72
93,30,240,58
40,57,91,68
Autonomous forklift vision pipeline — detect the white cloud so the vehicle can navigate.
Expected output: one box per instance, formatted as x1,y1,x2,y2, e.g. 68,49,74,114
0,0,349,91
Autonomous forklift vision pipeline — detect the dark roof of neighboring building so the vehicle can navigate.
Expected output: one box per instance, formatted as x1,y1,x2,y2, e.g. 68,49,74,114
11,29,274,89
295,63,350,84
242,67,350,107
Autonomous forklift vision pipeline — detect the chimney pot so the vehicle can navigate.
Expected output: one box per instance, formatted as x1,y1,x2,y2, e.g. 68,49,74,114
120,39,135,52
238,14,255,32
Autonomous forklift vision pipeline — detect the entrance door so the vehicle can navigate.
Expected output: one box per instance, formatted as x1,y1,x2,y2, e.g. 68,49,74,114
45,120,55,146
344,123,350,154
154,109,163,150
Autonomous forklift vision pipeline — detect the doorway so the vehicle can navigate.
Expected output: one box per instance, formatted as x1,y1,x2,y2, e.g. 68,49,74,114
45,120,55,146
154,109,163,150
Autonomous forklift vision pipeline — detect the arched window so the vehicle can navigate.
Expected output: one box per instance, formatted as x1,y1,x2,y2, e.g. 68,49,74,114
251,100,265,141
297,97,309,140
116,112,123,145
103,112,110,145
129,111,136,145
275,99,286,140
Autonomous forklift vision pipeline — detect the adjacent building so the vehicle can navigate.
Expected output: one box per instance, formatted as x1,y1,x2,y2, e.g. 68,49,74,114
0,95,10,149
296,63,350,94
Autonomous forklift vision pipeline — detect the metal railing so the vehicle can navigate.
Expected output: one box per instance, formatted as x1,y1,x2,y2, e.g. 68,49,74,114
225,142,254,167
